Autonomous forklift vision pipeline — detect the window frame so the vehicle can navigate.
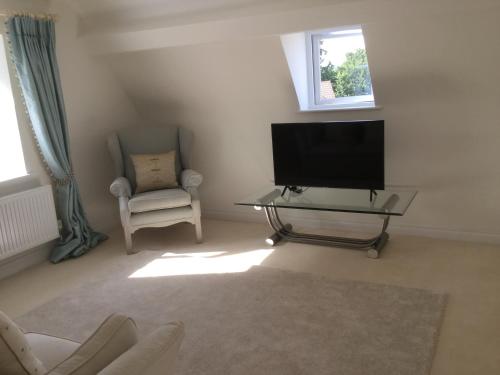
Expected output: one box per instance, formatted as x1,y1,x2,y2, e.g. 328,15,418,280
306,25,376,111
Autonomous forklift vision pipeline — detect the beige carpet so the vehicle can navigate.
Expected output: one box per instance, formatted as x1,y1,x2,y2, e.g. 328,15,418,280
16,252,446,375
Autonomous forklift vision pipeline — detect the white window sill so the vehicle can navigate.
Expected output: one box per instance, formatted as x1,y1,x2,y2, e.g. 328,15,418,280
0,173,31,185
299,105,382,113
0,174,41,198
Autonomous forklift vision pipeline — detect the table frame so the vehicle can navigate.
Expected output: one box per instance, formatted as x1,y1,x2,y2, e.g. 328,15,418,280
262,204,389,259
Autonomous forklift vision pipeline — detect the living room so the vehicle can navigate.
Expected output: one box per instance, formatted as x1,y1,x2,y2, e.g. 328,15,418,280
0,0,499,374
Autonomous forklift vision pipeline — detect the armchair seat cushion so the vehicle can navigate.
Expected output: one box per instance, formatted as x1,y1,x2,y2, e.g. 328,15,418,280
25,333,79,371
130,207,193,227
128,189,191,213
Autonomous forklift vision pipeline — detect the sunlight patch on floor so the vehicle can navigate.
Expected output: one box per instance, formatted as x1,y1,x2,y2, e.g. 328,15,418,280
128,249,274,278
161,251,227,258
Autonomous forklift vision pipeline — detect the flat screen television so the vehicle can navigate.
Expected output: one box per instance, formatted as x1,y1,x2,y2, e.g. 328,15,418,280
271,120,384,190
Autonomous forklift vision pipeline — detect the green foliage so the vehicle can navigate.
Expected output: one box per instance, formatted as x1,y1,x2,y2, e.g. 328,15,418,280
320,49,372,98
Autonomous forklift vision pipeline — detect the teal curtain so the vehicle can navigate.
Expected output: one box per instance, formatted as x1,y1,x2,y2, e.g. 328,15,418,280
6,16,107,263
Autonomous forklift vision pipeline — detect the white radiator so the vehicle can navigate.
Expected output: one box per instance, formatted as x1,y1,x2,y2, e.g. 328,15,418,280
0,185,59,261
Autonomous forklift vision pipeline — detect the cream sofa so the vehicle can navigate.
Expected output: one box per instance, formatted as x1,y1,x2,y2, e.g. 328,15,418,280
0,311,184,375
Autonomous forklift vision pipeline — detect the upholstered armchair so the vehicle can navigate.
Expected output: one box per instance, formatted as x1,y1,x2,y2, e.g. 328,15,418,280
0,310,184,375
107,126,203,253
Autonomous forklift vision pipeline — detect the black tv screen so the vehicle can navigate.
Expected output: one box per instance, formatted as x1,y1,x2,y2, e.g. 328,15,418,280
271,121,384,190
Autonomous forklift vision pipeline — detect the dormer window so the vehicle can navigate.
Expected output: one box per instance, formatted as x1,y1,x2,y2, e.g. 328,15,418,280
308,26,375,109
281,26,377,112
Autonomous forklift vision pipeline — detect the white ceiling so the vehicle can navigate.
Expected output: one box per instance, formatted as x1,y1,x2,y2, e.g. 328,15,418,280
66,0,299,18
66,0,498,54
0,0,49,13
64,0,355,35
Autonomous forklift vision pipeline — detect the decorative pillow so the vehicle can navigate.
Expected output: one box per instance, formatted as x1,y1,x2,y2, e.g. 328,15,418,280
0,310,46,375
130,151,178,193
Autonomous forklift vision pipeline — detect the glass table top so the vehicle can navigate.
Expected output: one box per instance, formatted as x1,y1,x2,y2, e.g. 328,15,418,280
236,186,417,216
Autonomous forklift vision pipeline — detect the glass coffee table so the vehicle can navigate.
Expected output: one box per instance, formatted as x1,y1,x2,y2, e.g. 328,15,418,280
236,186,417,258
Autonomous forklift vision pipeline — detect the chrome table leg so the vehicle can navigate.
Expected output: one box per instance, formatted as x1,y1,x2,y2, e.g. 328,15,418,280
263,206,390,258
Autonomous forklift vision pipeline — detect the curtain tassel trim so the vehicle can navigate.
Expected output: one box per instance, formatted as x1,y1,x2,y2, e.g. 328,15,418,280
1,12,58,21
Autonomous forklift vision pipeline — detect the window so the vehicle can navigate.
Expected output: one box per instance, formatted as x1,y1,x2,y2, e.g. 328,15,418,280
308,26,375,110
0,35,27,182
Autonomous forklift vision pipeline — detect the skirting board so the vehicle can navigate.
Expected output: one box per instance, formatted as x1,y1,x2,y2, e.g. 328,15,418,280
0,241,54,281
204,209,500,246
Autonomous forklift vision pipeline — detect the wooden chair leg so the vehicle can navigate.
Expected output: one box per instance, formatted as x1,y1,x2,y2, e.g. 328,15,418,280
124,230,134,254
194,217,203,243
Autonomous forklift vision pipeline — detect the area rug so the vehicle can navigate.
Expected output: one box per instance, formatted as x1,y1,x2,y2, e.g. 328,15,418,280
16,257,446,375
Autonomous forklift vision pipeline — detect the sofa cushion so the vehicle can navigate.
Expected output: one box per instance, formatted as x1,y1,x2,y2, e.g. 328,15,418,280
25,333,80,371
0,311,46,375
47,314,138,375
128,189,191,213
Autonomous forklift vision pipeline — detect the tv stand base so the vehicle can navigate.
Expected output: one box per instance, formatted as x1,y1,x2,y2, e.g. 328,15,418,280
263,205,390,259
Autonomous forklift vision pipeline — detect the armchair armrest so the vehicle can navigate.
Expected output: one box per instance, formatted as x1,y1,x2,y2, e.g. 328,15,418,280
181,169,203,189
98,322,185,375
47,314,138,375
110,177,132,198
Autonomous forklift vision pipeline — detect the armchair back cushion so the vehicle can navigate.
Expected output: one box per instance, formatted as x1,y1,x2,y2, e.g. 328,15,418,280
117,127,182,191
25,333,79,371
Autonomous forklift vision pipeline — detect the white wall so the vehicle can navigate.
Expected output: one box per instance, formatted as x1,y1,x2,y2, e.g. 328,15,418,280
0,0,142,232
0,0,142,276
0,0,52,277
105,1,500,242
47,1,142,232
0,0,51,197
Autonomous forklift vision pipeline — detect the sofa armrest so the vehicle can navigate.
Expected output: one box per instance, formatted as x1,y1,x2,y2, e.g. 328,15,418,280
181,169,203,189
47,314,138,375
110,177,132,198
98,322,185,375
